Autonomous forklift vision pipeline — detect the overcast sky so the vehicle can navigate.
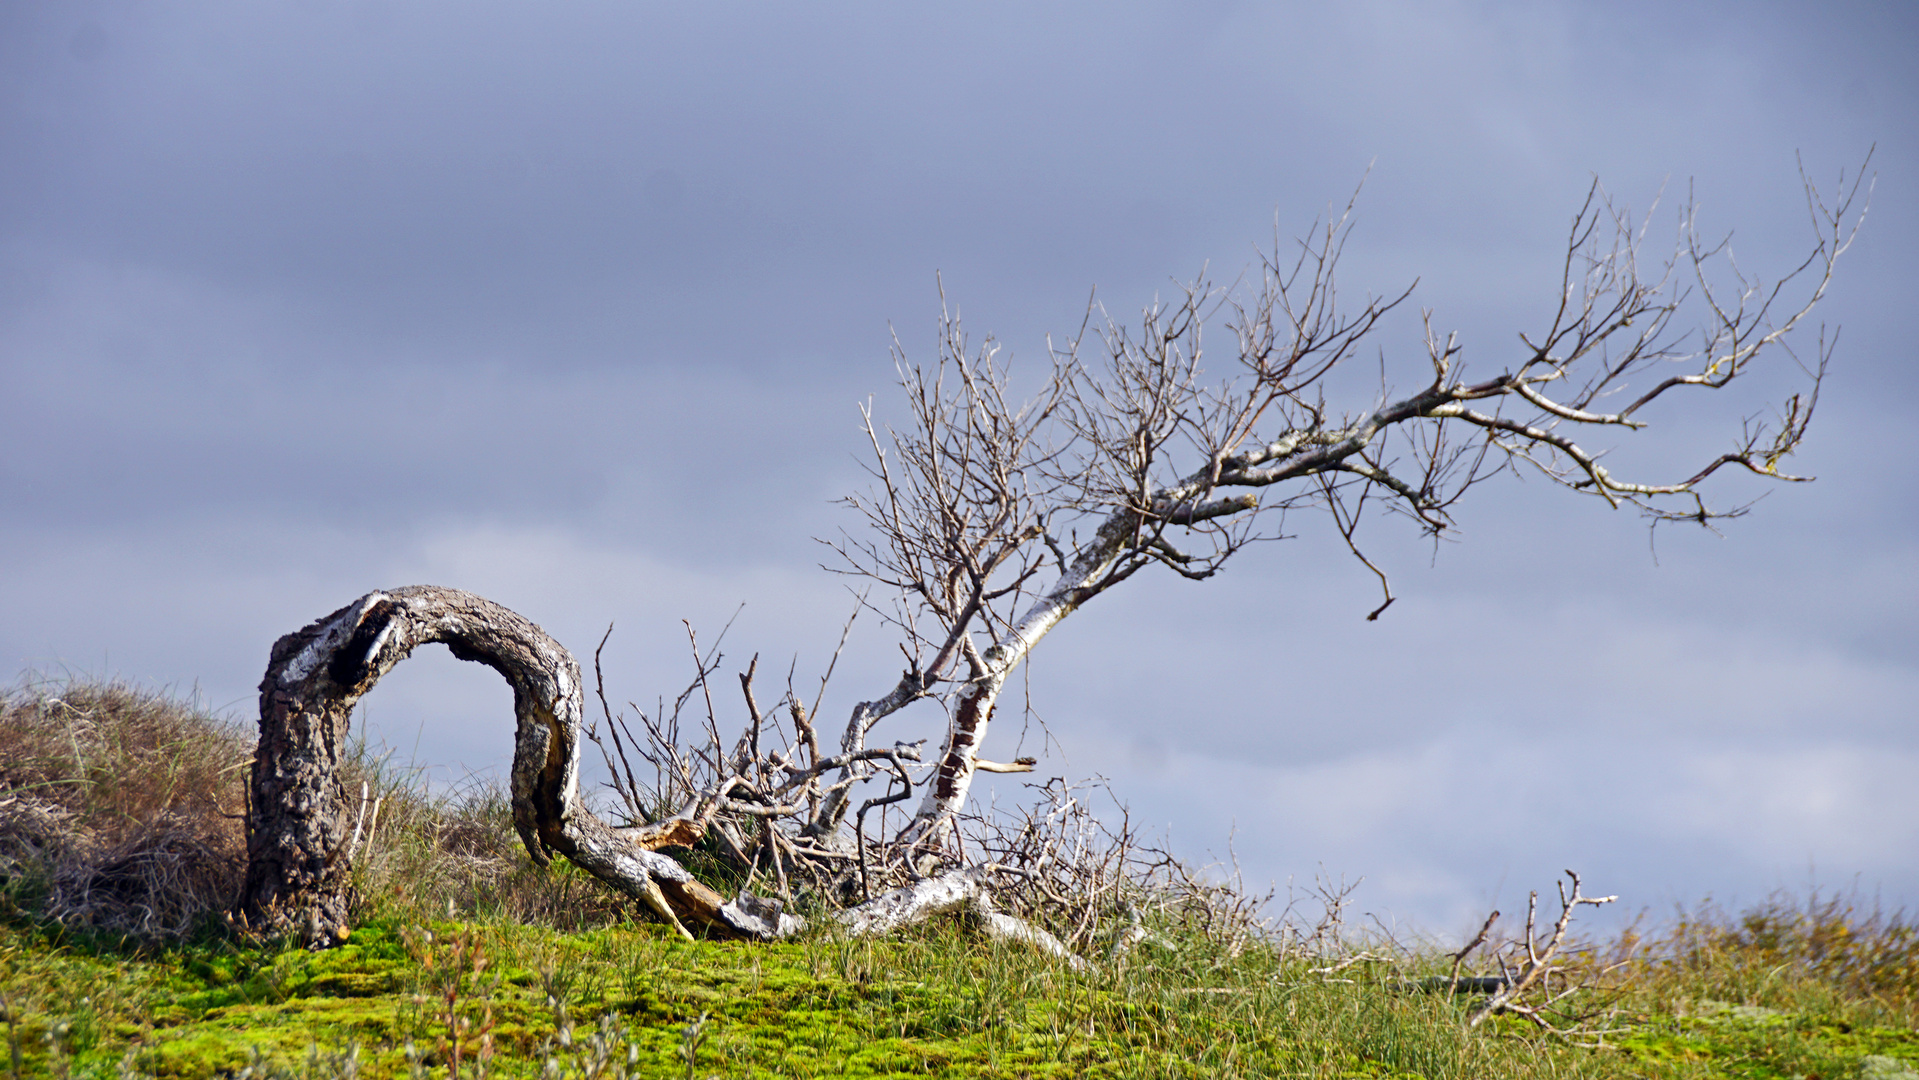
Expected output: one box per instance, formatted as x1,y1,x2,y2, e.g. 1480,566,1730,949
3,1,1914,936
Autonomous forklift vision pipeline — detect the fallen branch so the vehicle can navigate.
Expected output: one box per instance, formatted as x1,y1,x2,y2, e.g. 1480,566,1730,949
1467,871,1617,1029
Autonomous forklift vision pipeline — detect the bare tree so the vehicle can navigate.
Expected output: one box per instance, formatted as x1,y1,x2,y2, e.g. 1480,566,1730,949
819,159,1869,855
242,585,1086,950
243,160,1869,952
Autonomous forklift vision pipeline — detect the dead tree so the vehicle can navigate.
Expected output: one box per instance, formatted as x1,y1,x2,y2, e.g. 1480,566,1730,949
242,159,1868,950
821,159,1870,856
239,587,755,945
239,585,1075,952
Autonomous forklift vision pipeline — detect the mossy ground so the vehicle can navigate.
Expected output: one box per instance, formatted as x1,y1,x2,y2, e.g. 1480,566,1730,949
2,912,1915,1080
4,680,1913,1078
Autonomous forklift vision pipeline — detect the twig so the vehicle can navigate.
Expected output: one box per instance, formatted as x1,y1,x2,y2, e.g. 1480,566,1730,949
1448,909,1500,994
1469,871,1617,1028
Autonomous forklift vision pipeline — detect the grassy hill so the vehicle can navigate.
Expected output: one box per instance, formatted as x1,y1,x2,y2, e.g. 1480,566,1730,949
3,677,1914,1079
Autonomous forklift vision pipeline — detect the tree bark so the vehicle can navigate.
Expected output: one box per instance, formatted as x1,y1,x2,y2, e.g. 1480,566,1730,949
239,586,755,946
898,512,1136,846
899,674,1007,848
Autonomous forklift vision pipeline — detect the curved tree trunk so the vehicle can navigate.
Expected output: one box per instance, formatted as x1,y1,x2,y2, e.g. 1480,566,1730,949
238,586,756,946
240,586,1081,964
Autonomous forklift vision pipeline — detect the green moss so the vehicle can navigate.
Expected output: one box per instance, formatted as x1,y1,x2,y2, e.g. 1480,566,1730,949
3,915,1917,1080
1607,1008,1919,1080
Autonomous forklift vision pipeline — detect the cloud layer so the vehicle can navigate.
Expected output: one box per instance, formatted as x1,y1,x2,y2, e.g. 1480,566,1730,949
4,0,1913,933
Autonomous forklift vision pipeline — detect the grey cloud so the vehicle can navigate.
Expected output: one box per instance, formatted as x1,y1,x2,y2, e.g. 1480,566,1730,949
2,0,1914,930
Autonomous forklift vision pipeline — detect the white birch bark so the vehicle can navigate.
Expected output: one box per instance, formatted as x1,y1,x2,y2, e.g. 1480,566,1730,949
897,513,1136,845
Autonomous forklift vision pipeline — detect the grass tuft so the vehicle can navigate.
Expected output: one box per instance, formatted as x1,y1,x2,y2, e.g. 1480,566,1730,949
0,676,251,940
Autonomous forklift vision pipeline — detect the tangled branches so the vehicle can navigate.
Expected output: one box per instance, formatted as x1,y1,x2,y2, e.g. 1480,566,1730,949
575,158,1868,950
823,158,1870,852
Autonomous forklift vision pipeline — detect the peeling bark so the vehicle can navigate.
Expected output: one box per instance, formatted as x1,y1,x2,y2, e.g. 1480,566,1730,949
899,675,1005,847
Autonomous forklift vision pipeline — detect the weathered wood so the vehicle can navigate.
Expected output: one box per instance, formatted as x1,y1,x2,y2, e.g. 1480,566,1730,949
240,587,1089,967
834,867,1085,970
238,586,764,945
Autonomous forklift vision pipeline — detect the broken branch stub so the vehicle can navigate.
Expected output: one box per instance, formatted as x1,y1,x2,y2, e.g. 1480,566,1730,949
238,586,751,946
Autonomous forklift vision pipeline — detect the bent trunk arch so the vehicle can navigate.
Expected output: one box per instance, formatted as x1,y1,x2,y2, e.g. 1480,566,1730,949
238,585,760,946
240,586,1080,964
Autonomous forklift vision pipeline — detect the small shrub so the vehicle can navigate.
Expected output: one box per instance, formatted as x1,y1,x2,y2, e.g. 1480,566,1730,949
0,675,252,939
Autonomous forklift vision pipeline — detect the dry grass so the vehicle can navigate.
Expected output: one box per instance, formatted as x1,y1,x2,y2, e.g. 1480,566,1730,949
0,675,252,939
341,769,634,932
0,674,635,942
1625,890,1919,1028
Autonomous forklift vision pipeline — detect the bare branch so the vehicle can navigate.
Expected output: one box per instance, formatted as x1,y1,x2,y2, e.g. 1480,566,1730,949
589,159,1867,897
1469,871,1618,1027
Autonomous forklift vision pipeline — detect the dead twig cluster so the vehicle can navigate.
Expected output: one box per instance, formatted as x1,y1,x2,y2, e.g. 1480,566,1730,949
955,779,1277,958
1451,870,1626,1032
581,614,935,909
583,629,1275,952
